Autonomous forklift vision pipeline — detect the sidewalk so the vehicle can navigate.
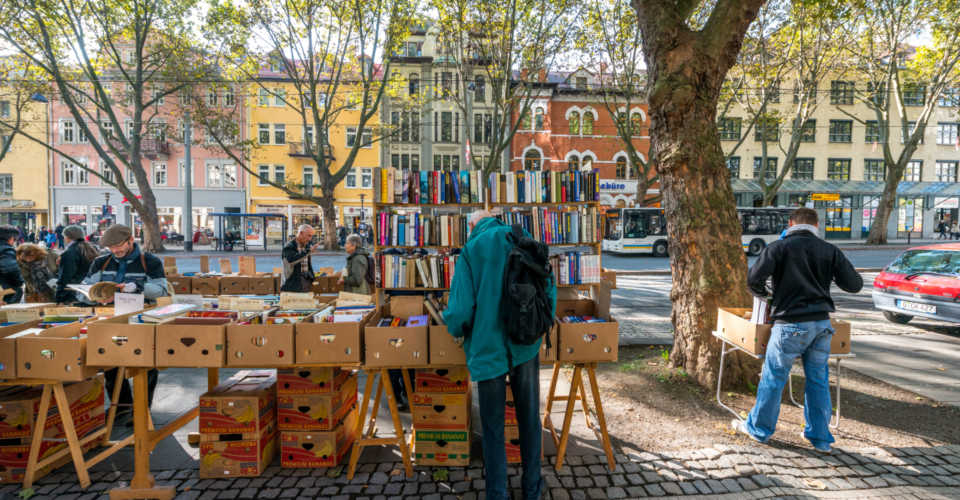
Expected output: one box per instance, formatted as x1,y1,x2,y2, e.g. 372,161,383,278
834,237,958,251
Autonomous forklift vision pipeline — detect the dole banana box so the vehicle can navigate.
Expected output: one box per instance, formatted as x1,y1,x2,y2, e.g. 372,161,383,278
199,371,277,434
278,373,357,431
277,368,351,395
280,406,358,468
414,367,471,394
0,434,97,483
414,423,472,467
505,425,543,464
411,390,472,430
199,425,279,479
0,375,105,439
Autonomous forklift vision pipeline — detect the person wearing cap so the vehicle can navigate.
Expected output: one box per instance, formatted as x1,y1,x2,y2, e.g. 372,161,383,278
80,224,168,416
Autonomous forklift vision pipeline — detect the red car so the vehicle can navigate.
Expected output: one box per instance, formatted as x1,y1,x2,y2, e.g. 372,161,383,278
873,244,960,324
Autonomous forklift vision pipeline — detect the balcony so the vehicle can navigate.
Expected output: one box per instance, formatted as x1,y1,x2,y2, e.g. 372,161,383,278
108,138,171,160
288,141,334,159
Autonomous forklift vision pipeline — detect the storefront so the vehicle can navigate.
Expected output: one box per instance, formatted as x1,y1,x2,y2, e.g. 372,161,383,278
255,204,324,236
340,206,372,230
933,197,959,230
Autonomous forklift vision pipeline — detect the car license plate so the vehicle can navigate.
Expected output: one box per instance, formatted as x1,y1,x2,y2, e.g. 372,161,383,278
897,300,936,314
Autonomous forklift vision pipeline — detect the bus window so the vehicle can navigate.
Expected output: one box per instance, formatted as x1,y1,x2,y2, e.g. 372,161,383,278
623,211,646,239
647,214,664,235
744,214,758,234
605,213,622,240
776,212,790,233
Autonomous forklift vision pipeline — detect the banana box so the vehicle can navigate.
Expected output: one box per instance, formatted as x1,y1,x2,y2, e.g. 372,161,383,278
277,373,357,431
505,425,544,464
277,367,351,395
505,385,516,426
414,367,471,393
199,371,277,434
413,423,472,467
199,426,279,479
280,405,357,468
411,390,472,430
0,432,98,483
0,375,105,439
200,416,276,442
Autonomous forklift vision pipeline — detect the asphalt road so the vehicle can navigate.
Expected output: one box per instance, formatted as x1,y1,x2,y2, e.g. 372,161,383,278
603,248,908,271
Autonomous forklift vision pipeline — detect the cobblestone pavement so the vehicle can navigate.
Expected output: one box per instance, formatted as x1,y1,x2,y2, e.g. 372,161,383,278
16,444,960,500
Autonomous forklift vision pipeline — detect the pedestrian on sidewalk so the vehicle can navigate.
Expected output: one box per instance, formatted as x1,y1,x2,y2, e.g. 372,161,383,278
55,225,98,305
280,225,321,293
733,207,862,454
55,223,64,249
952,221,959,240
938,220,947,239
443,211,556,500
16,243,57,303
0,226,25,304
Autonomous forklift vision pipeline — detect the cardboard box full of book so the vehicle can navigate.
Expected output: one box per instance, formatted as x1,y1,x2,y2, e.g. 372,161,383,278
364,297,429,367
278,367,352,396
199,423,279,479
277,372,357,431
0,303,55,323
0,320,43,379
249,275,278,295
18,319,103,381
219,276,250,295
413,423,472,466
555,299,619,362
192,276,221,295
156,308,244,368
411,389,472,430
0,375,105,439
428,322,466,366
226,309,297,367
414,367,470,393
715,308,851,355
280,406,358,468
87,305,184,368
199,371,277,435
168,275,193,294
539,320,559,364
295,301,374,365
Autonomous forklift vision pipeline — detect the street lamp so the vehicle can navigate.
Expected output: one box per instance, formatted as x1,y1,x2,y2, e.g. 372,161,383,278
101,192,112,232
359,193,366,228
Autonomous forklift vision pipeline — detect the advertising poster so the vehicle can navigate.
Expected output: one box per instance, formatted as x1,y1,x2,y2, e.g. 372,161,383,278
245,218,264,246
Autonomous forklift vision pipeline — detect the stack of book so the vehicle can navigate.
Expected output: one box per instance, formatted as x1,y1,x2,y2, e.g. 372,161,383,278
133,303,200,324
375,212,468,247
496,205,601,244
374,253,458,289
560,316,607,323
549,252,601,286
488,170,600,204
375,168,486,204
313,303,374,323
267,310,320,324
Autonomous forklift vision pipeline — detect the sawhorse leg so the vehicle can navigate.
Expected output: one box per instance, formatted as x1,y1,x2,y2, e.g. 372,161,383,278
583,365,615,470
546,363,615,471
347,368,414,481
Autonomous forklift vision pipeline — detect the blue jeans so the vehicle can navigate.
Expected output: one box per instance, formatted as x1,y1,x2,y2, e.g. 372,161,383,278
478,355,542,500
744,320,835,451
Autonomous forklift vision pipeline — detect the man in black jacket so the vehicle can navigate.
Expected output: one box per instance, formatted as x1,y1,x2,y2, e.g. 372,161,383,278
0,225,25,304
55,223,64,250
280,225,321,292
732,207,862,454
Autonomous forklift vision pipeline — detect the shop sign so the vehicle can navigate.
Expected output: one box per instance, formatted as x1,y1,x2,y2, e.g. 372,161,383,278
811,193,840,201
935,197,959,209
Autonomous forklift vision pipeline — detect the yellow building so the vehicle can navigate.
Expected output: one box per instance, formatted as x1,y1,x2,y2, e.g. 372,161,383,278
0,90,50,230
246,79,377,239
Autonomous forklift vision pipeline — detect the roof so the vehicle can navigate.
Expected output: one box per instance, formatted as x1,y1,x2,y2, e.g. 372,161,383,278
731,179,960,197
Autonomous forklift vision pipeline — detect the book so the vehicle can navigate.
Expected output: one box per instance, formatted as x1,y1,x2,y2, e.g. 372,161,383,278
143,303,199,320
377,316,395,327
407,315,429,327
424,299,445,326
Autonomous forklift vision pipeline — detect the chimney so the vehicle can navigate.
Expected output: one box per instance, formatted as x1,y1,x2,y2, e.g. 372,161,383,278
599,63,608,73
538,69,547,82
520,68,529,81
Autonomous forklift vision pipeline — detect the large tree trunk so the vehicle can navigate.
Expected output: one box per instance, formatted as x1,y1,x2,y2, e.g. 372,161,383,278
318,193,339,251
865,178,898,245
638,0,764,389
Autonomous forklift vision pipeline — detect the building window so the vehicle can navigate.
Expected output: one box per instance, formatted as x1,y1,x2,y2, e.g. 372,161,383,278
274,124,286,145
754,117,779,142
864,160,886,181
409,74,420,95
792,158,814,180
1,135,10,150
474,114,483,143
935,161,958,183
865,121,880,143
800,120,816,142
224,86,236,106
258,124,270,145
207,163,221,187
569,112,580,135
441,113,452,141
830,80,854,105
454,112,459,142
583,113,594,135
0,174,11,197
938,88,959,107
902,160,922,182
753,157,778,181
302,166,314,190
273,88,285,107
346,169,356,188
524,150,542,170
937,123,959,146
575,77,587,90
223,164,237,187
727,157,740,179
631,113,642,136
62,162,76,185
101,163,114,183
361,168,372,188
346,127,359,147
0,101,9,118
61,121,75,143
207,86,218,106
867,82,886,106
258,165,270,186
862,195,881,232
259,89,270,106
475,76,485,102
903,83,925,106
717,117,741,141
615,158,628,179
903,121,924,144
828,120,852,143
393,154,420,171
273,165,285,184
827,159,850,180
534,108,544,131
154,163,167,186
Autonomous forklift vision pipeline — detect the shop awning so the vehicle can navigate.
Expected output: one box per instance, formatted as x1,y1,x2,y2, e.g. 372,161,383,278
731,179,960,196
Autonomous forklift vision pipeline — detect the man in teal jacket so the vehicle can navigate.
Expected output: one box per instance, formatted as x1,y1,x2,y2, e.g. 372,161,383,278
444,211,556,500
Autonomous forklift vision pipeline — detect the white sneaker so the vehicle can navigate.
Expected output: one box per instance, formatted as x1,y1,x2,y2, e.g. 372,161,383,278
800,430,831,454
730,419,761,443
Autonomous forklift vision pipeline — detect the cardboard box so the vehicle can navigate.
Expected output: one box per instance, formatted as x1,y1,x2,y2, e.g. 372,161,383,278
295,304,372,365
414,424,472,466
556,300,619,362
0,434,97,483
199,371,277,434
411,390,472,430
600,270,617,290
364,297,429,367
0,375,105,439
226,311,296,367
277,368,351,395
192,276,221,295
310,278,329,295
0,320,43,379
86,312,157,368
505,424,543,464
539,320,559,364
0,304,53,323
156,318,231,368
428,323,466,366
277,373,358,431
220,276,250,295
18,320,102,381
168,275,193,295
199,425,279,479
715,308,852,355
505,385,516,426
249,276,277,295
414,367,471,394
280,406,357,468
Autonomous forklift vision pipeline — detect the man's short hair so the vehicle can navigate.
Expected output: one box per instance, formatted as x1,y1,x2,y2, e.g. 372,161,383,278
346,234,363,247
0,225,19,242
297,224,314,235
469,210,493,227
790,207,818,226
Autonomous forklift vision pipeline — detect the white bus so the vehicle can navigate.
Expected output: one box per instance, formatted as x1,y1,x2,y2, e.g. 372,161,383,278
602,207,794,256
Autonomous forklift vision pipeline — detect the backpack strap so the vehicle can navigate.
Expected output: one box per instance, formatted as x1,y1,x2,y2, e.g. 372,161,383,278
141,252,147,271
101,256,111,272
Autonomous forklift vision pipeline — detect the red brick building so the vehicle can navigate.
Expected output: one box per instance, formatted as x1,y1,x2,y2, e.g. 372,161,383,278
509,69,653,208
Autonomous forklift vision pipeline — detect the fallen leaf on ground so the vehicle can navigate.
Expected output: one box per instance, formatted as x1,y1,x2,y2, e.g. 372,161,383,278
433,468,449,481
722,427,736,435
326,466,343,479
739,411,748,419
803,478,826,490
915,397,925,400
937,368,946,371
674,418,680,422
390,470,403,476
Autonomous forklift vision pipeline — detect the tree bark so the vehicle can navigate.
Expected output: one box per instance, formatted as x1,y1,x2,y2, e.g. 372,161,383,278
636,0,765,389
866,176,899,245
319,192,339,251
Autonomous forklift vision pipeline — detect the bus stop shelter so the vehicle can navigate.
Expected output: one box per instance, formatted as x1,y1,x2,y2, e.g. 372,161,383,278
209,213,288,251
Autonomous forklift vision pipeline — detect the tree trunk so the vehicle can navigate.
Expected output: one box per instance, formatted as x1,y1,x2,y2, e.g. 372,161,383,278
318,192,339,251
128,191,165,254
645,56,761,389
866,177,898,245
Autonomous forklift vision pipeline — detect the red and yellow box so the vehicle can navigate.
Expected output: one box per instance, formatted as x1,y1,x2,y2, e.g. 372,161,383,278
0,375,105,439
411,390,472,430
414,367,471,394
278,373,357,431
505,425,543,464
505,385,516,426
280,406,357,468
199,371,277,434
200,423,279,479
277,368,351,395
0,436,97,483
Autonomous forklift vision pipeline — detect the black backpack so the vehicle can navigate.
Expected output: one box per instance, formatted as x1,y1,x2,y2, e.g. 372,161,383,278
365,254,376,286
501,224,554,372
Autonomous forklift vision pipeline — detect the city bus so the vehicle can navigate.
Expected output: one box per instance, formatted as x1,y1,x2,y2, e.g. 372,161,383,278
602,207,794,256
